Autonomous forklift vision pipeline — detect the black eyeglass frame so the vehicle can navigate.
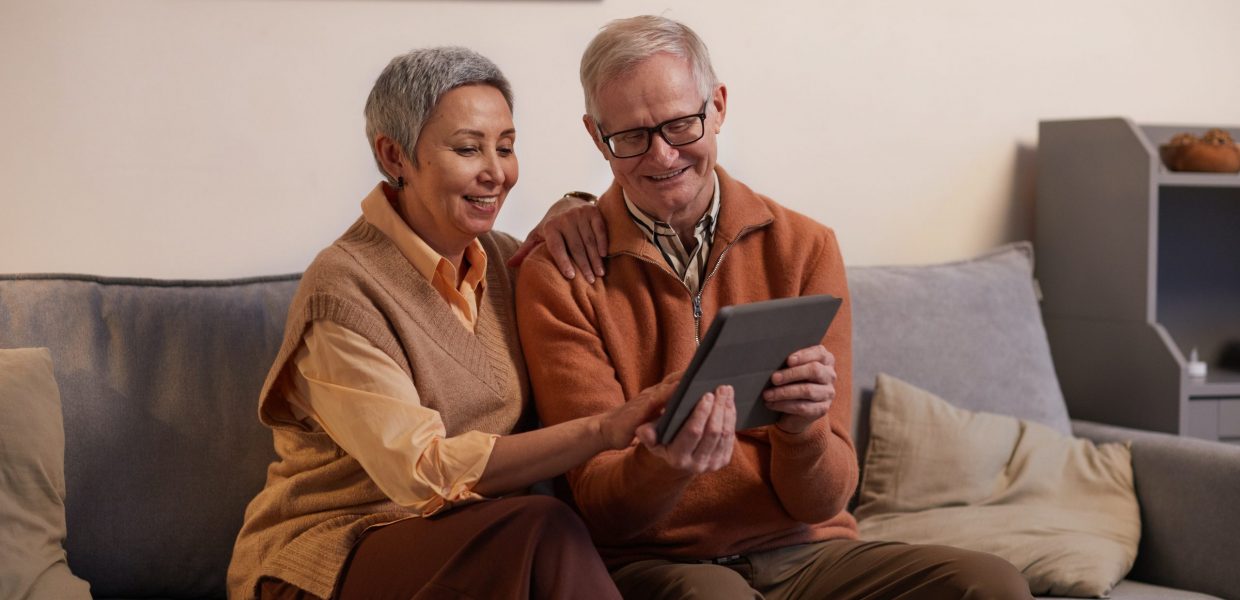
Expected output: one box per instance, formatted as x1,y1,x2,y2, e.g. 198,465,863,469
597,100,710,159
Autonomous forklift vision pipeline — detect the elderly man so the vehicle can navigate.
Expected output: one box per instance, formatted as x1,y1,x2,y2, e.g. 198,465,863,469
516,15,1032,600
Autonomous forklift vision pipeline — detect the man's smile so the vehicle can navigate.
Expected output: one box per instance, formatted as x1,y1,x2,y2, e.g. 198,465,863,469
647,166,691,182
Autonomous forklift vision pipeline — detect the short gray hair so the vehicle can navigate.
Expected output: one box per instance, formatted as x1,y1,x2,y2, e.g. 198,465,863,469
364,46,513,184
579,15,718,122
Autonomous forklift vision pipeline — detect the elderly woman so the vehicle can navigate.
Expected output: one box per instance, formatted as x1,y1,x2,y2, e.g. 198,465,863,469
226,47,691,600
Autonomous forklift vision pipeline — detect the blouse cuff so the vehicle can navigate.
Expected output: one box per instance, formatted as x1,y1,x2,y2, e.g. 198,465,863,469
410,431,499,516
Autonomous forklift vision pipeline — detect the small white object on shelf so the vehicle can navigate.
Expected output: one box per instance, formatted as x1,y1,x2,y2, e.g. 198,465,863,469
1187,347,1208,379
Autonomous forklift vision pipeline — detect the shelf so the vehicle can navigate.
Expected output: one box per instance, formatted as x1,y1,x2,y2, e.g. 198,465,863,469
1158,170,1240,188
1040,117,1240,439
1142,123,1240,188
1187,368,1240,399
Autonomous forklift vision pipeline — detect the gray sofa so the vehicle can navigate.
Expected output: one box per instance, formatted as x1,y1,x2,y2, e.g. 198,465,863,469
1,243,1236,600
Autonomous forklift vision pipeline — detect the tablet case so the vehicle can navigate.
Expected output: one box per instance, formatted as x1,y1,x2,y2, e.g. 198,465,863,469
654,294,842,445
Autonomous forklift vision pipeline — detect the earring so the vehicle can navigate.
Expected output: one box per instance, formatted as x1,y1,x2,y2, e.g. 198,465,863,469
396,176,405,189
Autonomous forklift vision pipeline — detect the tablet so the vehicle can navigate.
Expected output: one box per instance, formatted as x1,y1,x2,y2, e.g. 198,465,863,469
654,294,842,445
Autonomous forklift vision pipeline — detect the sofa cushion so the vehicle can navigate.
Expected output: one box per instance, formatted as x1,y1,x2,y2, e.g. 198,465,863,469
856,374,1139,598
847,241,1072,443
0,274,299,599
0,347,92,600
1050,579,1224,600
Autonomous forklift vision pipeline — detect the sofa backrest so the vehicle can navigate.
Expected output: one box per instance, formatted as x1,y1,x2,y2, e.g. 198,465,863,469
0,274,299,599
846,242,1072,451
0,242,1069,597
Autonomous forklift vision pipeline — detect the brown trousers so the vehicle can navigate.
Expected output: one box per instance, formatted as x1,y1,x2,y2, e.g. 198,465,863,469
259,495,621,600
609,539,1033,600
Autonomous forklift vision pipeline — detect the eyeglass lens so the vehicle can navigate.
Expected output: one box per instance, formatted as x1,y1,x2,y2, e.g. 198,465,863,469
608,114,705,158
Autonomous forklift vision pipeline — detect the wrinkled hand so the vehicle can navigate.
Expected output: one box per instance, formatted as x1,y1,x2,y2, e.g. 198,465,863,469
763,344,836,434
598,372,679,450
637,384,736,474
508,195,608,282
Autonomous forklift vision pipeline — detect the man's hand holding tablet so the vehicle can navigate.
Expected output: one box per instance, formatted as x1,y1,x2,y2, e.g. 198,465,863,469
764,343,838,435
635,383,737,475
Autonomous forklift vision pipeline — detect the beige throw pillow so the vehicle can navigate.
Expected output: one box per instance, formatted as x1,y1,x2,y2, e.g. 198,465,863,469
856,374,1139,598
0,348,91,599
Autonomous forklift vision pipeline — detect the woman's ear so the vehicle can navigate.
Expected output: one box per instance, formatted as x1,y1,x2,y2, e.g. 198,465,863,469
374,134,408,181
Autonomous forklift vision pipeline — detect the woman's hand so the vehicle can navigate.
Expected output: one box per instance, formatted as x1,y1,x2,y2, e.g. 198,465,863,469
596,372,679,450
636,384,736,475
479,373,673,497
507,193,608,282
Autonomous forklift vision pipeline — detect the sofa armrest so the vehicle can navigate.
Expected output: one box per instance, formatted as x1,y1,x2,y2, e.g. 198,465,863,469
1072,419,1240,598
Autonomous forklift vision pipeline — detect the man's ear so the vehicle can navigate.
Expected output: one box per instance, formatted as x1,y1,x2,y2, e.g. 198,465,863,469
711,83,728,134
374,134,408,180
582,114,610,159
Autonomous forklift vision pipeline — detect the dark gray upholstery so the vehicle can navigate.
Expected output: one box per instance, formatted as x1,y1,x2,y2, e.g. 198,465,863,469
0,274,298,599
1,245,1232,599
1043,580,1224,600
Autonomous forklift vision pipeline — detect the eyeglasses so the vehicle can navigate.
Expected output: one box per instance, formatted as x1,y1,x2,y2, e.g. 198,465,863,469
598,100,709,159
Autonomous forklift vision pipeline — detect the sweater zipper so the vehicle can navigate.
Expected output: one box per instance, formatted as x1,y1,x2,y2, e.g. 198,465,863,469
614,221,769,345
690,223,765,344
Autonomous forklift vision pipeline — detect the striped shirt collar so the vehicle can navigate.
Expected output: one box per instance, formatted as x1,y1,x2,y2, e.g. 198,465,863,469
622,171,721,293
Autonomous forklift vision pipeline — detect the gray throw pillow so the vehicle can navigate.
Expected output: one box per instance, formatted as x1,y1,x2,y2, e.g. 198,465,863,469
0,347,91,600
848,242,1071,435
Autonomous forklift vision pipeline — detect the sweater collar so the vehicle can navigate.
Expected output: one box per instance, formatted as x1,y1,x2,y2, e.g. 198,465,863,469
601,165,775,261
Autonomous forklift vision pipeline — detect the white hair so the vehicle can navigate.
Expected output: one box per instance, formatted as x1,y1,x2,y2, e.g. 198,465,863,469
579,15,718,122
364,47,513,184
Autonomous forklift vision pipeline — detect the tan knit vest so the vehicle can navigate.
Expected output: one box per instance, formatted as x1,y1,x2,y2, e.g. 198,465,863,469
227,218,531,600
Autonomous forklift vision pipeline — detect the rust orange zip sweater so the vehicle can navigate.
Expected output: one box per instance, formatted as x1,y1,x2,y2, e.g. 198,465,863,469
516,166,858,566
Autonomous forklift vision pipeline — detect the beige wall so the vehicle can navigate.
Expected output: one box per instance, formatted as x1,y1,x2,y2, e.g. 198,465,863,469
3,0,1239,278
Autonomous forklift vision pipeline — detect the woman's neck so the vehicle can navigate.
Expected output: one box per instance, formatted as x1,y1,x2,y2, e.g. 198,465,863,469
389,185,467,274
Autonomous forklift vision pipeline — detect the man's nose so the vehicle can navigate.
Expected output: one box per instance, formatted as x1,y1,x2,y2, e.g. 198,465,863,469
647,134,679,166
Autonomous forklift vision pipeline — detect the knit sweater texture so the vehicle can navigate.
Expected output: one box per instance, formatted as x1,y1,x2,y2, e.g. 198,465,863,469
227,217,530,600
516,166,859,566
